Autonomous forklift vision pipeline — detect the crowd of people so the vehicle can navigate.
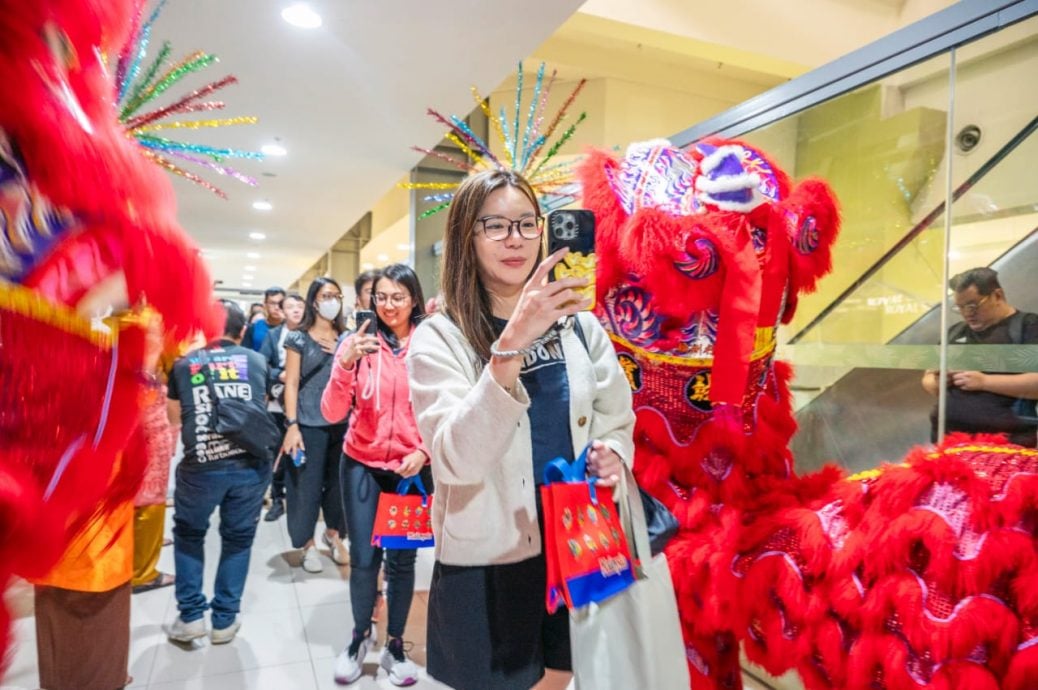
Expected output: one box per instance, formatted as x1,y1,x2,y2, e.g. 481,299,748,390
147,168,635,690
34,168,1035,690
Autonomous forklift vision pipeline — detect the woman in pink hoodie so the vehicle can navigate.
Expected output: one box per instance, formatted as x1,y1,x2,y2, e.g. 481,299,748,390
321,263,429,687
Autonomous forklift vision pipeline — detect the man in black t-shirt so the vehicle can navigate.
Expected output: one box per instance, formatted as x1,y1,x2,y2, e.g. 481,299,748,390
923,267,1038,447
164,300,273,645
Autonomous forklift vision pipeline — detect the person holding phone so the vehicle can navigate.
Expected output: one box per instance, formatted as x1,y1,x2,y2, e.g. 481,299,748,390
406,170,635,690
281,277,350,573
321,264,431,687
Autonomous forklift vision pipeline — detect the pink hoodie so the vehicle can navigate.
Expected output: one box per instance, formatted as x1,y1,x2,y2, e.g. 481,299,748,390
321,328,429,472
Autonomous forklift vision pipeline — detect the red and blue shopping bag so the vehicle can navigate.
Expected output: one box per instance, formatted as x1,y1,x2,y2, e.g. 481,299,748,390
371,475,434,549
541,447,635,613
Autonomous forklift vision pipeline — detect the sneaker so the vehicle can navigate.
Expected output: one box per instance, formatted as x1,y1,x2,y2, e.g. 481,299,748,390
165,615,207,643
322,532,349,566
211,616,241,644
380,637,419,687
264,498,285,522
301,546,323,573
334,629,372,685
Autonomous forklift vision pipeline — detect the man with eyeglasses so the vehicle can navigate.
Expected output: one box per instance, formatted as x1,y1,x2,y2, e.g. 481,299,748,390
244,286,286,352
922,267,1038,447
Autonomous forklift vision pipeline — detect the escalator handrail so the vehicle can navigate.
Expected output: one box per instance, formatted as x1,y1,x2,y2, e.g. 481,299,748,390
788,113,1038,345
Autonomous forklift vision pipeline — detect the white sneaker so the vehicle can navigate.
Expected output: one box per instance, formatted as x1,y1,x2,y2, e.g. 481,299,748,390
380,637,419,687
165,615,207,643
211,616,241,644
301,546,324,573
322,532,350,566
334,630,372,685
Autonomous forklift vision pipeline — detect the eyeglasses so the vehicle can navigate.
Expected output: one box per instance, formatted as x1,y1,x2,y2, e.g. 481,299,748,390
951,295,990,315
374,293,411,307
476,215,544,241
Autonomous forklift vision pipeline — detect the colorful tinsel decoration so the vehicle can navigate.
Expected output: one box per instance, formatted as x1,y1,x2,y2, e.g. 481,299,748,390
113,0,263,199
403,62,587,218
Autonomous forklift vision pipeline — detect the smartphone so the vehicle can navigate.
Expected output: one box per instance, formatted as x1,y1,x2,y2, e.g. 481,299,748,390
545,209,596,310
291,448,306,467
354,309,376,333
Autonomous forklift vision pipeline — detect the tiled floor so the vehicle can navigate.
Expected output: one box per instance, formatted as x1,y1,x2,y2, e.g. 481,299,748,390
2,514,772,689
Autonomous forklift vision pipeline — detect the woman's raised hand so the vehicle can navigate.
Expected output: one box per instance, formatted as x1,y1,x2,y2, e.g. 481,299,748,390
497,248,592,352
338,319,379,369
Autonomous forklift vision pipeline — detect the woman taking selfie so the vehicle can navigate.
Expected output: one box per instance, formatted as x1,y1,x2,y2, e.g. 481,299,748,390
321,264,430,686
281,277,349,573
407,170,635,689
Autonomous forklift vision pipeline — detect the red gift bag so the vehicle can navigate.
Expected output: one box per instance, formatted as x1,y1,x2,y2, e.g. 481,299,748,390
371,476,434,549
541,449,636,613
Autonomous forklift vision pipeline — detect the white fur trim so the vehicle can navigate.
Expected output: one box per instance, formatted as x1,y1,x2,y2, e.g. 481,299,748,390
698,144,748,176
695,172,761,195
625,138,673,158
696,188,764,213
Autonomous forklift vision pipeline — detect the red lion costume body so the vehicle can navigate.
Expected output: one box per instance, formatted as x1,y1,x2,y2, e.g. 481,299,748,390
579,139,1038,690
0,0,217,669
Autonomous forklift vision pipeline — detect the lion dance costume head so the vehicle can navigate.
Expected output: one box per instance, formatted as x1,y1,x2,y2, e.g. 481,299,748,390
0,0,219,666
580,139,1038,689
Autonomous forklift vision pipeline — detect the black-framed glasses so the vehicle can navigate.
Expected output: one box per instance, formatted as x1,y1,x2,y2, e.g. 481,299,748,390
374,292,411,307
951,295,990,315
477,215,544,241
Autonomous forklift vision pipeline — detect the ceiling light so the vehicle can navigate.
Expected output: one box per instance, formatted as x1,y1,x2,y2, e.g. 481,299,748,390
281,3,322,28
361,262,374,270
396,243,412,251
241,281,253,288
252,200,272,212
248,231,266,240
246,251,261,259
261,143,287,157
377,253,389,262
243,265,257,271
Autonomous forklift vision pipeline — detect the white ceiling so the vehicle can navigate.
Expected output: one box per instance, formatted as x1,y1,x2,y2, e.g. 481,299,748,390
151,0,584,293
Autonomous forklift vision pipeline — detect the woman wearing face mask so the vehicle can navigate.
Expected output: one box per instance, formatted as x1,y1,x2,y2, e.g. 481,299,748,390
321,264,430,686
281,277,350,573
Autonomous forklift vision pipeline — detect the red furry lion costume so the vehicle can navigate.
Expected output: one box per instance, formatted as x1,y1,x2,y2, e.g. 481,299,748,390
579,139,1038,690
0,0,218,668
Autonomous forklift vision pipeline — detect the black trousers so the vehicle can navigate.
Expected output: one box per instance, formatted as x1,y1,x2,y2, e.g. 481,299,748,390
269,411,287,500
340,456,433,639
284,424,347,548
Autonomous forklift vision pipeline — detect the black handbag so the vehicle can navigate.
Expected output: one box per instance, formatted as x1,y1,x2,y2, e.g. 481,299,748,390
570,314,680,556
198,349,281,463
638,487,679,556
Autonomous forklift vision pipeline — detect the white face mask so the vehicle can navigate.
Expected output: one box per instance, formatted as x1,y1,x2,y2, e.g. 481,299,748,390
317,299,341,321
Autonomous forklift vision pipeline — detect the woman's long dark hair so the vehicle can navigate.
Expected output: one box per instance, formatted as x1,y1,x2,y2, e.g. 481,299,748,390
299,276,346,335
440,169,542,361
372,263,426,349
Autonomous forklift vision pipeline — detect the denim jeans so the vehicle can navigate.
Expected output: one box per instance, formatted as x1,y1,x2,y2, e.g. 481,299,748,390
173,462,271,629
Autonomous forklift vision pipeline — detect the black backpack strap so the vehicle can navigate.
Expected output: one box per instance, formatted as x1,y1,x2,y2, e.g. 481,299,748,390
571,313,590,355
1008,311,1025,345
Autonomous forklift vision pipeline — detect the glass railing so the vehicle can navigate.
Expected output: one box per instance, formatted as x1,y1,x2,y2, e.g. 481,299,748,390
726,17,1038,475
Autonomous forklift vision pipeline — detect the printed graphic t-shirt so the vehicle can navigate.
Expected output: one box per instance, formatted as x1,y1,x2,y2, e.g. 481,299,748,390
492,319,574,484
168,340,268,469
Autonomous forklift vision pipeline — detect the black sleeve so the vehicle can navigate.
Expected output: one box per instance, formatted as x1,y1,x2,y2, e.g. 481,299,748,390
1022,313,1038,344
167,363,181,399
283,329,305,354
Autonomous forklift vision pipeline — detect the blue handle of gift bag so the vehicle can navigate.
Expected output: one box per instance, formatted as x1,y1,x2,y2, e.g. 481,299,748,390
395,475,430,507
541,446,599,504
